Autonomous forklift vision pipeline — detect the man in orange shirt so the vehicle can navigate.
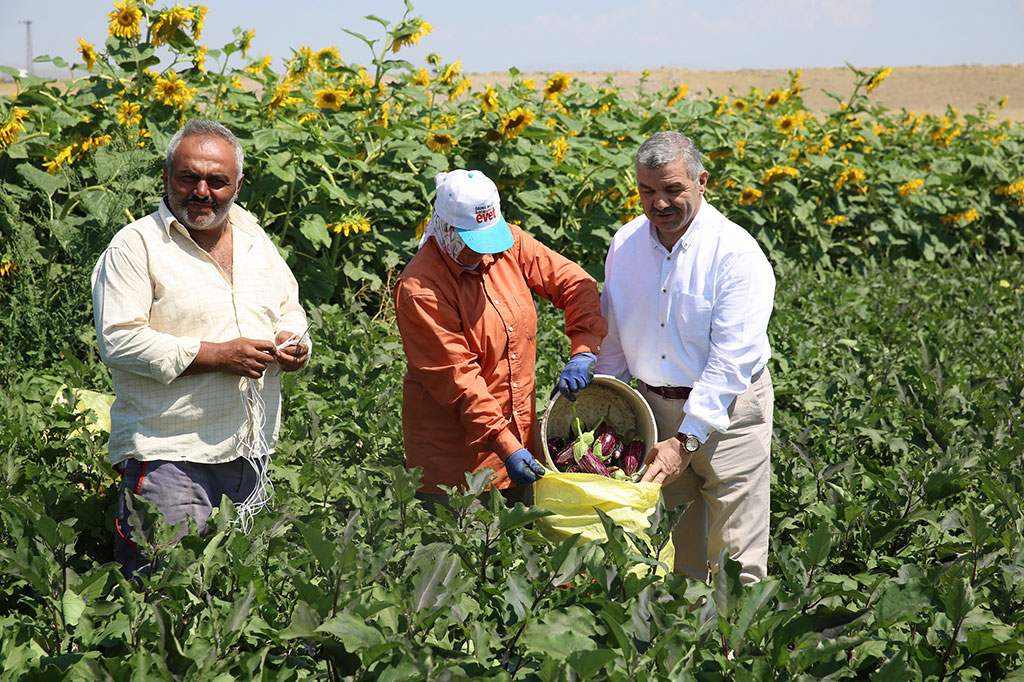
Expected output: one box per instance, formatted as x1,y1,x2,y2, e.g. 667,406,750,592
395,169,607,505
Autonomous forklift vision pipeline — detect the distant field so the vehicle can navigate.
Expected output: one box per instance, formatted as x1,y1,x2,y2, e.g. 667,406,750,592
3,64,1021,120
472,64,1024,121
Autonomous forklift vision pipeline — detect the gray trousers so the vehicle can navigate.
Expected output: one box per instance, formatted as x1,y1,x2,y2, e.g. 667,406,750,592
114,458,257,577
641,368,773,584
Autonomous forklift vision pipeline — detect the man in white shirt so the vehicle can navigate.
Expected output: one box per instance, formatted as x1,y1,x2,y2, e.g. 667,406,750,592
596,131,775,583
92,118,310,578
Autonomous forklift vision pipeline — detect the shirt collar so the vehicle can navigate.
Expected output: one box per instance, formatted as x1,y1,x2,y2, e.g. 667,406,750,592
646,196,706,254
157,198,260,239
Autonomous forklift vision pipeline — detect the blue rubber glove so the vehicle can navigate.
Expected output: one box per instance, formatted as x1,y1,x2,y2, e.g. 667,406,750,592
505,448,546,484
557,352,597,402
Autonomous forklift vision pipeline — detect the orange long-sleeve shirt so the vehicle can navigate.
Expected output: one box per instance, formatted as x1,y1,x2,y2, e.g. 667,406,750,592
394,224,607,494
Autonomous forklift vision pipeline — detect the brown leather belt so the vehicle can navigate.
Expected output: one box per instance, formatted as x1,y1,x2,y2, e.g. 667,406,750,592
642,383,692,400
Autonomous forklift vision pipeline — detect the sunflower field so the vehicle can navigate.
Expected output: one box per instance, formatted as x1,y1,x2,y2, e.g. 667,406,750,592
2,1,1024,680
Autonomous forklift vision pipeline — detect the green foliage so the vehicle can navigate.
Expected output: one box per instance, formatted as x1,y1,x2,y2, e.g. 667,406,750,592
2,2,1024,679
2,255,1023,678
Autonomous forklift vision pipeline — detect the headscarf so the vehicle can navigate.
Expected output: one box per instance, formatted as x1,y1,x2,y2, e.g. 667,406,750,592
418,209,470,264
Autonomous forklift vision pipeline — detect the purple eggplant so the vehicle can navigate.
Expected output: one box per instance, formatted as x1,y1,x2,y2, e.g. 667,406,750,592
622,439,644,476
547,436,566,457
553,442,576,469
577,450,612,477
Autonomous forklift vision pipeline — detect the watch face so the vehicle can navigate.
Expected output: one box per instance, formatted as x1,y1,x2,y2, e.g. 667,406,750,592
684,435,700,452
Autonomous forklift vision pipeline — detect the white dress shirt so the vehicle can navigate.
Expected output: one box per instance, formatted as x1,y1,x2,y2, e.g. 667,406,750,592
596,198,775,442
91,200,308,466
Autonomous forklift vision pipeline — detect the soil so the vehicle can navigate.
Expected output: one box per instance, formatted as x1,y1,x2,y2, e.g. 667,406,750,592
3,64,1021,120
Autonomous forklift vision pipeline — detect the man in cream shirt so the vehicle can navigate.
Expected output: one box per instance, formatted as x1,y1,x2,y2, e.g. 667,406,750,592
597,131,775,583
92,118,310,577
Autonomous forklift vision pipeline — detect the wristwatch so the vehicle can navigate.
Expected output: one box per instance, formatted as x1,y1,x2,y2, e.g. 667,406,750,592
676,433,700,453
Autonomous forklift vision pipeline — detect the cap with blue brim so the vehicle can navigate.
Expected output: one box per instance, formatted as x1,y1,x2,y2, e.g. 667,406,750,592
433,169,513,254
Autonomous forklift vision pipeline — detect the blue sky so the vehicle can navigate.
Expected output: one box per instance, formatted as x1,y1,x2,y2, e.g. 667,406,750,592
2,0,1023,77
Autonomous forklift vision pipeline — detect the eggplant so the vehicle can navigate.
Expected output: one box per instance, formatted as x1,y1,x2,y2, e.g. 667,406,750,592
577,450,612,477
547,436,566,457
622,439,644,476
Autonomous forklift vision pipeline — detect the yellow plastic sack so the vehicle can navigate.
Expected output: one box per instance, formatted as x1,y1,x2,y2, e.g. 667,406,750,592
534,471,674,575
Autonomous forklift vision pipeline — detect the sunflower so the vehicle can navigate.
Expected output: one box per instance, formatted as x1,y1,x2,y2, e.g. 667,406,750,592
764,90,786,108
285,46,314,82
78,39,98,70
314,47,342,74
760,165,799,184
0,108,29,149
833,167,867,192
425,132,457,153
438,60,462,85
267,82,294,110
448,78,471,102
739,187,762,206
549,137,569,164
412,68,430,86
775,114,798,135
497,107,535,139
43,144,77,174
996,180,1024,206
107,1,142,42
940,208,980,224
543,73,571,101
898,178,924,198
151,5,195,47
392,19,432,52
736,139,746,159
866,67,892,93
824,215,848,225
666,84,688,106
732,98,749,112
246,55,273,76
193,44,207,73
478,84,499,113
191,4,207,39
153,72,197,107
0,258,13,278
314,85,350,111
116,101,142,126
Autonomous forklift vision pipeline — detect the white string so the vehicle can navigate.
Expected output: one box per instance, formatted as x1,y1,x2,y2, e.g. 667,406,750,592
235,376,273,534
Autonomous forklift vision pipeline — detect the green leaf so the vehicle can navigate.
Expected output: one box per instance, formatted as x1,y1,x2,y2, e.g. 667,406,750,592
567,649,617,677
17,163,63,196
497,502,552,533
317,612,385,650
411,549,461,613
299,214,331,249
62,589,86,627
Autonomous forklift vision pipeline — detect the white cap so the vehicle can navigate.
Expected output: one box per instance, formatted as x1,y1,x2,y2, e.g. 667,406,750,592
433,169,513,254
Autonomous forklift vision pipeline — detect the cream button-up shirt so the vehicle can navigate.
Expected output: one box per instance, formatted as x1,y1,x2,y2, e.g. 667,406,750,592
596,198,775,442
91,200,308,466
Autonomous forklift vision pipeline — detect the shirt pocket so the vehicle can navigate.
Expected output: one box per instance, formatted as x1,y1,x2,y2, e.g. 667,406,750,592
672,292,712,341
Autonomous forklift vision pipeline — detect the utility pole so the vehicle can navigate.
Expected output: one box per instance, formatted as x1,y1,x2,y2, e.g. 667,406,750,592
19,20,33,76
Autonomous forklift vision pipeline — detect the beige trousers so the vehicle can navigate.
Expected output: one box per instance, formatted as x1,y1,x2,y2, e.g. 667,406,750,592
640,368,773,583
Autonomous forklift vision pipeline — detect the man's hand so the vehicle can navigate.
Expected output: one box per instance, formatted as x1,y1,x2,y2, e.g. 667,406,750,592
217,338,278,377
505,448,546,484
639,437,695,486
183,338,276,378
274,330,310,372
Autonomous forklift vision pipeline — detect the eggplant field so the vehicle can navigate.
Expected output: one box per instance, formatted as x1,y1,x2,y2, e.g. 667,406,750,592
1,2,1023,680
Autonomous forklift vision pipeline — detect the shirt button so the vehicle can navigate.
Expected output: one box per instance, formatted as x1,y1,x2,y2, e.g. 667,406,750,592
660,323,665,327
513,382,518,388
661,288,667,293
661,354,666,359
510,353,516,359
508,326,514,332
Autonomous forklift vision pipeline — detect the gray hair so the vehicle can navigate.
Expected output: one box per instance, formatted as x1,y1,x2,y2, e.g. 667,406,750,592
635,131,704,180
164,118,244,181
